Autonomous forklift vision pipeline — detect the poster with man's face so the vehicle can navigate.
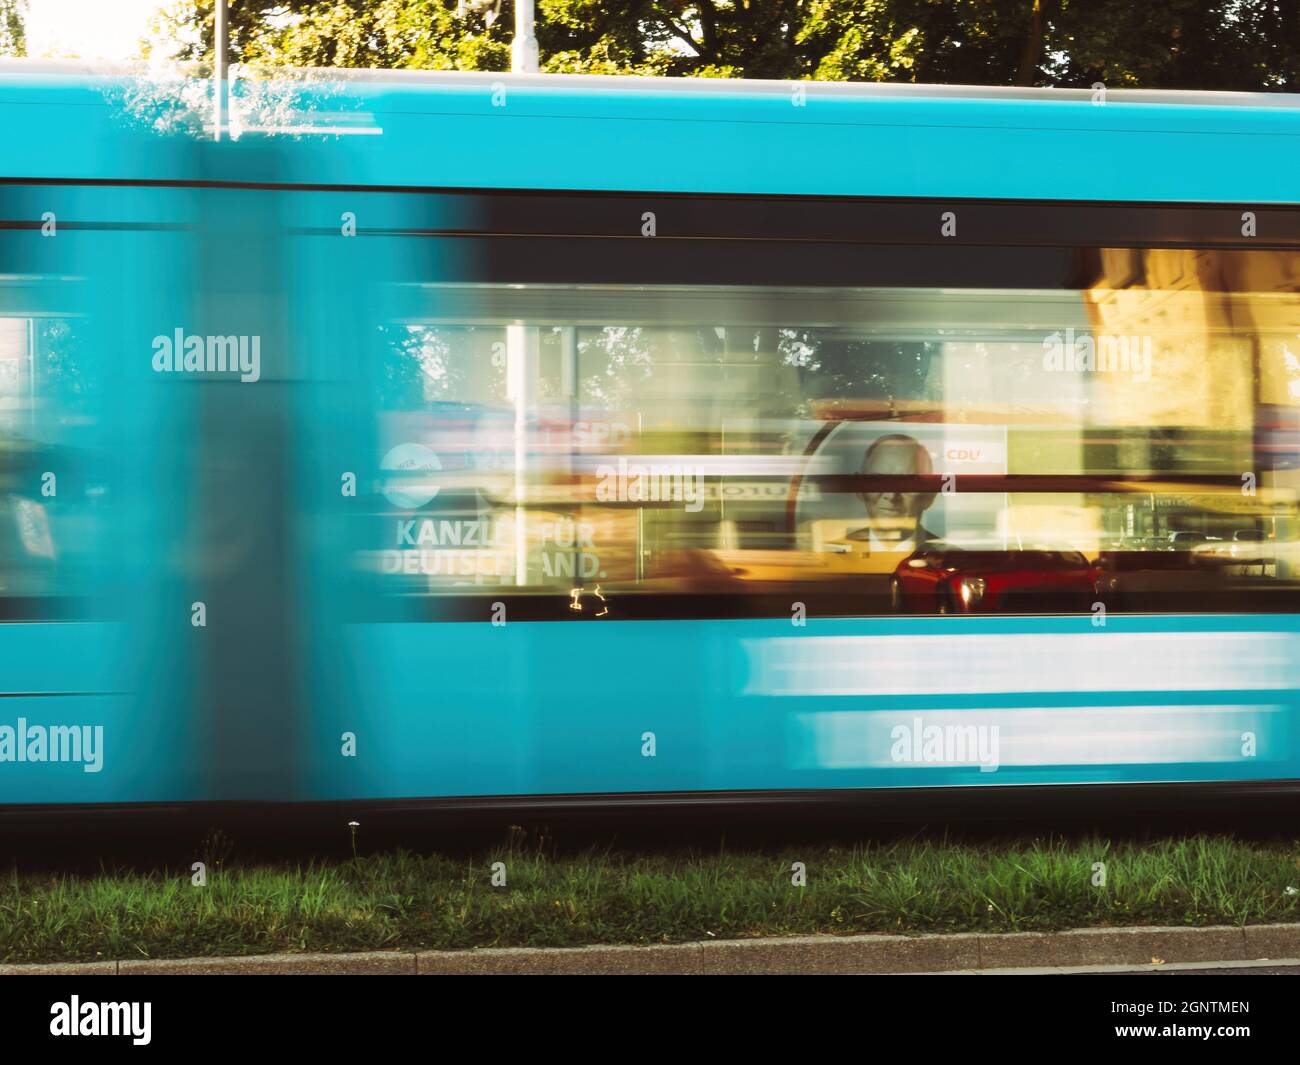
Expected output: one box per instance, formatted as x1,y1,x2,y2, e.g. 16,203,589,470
794,421,1009,558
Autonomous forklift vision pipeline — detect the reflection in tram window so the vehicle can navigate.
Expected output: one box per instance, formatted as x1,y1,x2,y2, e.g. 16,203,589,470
361,246,1300,618
0,316,101,604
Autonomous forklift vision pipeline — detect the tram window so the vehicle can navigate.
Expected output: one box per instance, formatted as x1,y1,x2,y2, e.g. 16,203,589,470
0,315,101,603
364,245,1300,618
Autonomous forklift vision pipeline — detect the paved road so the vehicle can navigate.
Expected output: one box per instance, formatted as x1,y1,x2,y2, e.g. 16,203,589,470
924,958,1300,975
1099,964,1300,975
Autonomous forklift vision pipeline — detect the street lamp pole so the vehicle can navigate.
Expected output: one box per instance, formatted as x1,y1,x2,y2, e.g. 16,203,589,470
456,2,544,587
511,0,538,73
505,3,538,583
451,4,539,583
456,1,536,73
213,0,228,140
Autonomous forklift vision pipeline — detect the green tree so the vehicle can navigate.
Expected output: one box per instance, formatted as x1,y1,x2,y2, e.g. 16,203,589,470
146,0,1300,91
1046,0,1300,90
145,0,509,70
0,0,26,58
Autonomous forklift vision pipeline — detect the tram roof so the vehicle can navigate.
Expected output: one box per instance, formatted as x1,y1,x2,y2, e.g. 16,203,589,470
1,60,1298,203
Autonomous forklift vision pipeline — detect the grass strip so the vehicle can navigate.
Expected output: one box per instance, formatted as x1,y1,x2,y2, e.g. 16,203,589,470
3,835,1299,964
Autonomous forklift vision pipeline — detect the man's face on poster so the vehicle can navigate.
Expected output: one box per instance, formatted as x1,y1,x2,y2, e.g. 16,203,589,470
860,436,936,541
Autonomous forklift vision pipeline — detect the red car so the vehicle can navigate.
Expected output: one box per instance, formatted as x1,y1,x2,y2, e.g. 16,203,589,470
890,544,1095,614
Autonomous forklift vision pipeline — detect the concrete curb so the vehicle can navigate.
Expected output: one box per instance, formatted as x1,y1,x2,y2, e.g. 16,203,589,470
920,957,1300,975
3,923,1299,975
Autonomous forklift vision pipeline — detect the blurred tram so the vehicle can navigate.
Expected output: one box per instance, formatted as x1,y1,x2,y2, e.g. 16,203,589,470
2,62,1300,811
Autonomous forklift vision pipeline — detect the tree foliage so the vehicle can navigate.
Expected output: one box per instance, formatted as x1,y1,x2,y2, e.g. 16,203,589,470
146,0,1300,91
0,0,26,58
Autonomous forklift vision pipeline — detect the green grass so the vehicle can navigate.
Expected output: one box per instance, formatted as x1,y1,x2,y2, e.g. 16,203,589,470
3,834,1300,964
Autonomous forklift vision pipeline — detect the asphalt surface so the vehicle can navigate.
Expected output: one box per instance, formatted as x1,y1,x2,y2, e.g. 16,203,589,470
934,958,1300,975
1105,964,1300,975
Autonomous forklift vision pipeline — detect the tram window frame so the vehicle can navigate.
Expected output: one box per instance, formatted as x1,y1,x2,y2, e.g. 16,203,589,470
344,189,1300,621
